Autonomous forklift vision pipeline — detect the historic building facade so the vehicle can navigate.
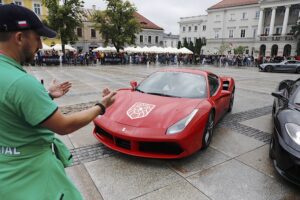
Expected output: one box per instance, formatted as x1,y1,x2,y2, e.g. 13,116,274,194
179,0,300,57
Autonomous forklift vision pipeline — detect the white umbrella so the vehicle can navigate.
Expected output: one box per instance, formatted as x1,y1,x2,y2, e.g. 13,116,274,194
92,46,117,52
52,44,76,51
179,47,193,54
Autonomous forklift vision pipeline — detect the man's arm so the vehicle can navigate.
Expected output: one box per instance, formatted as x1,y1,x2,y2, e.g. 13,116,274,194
41,90,116,135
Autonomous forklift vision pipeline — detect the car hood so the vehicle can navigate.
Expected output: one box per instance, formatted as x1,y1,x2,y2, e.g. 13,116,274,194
105,89,204,129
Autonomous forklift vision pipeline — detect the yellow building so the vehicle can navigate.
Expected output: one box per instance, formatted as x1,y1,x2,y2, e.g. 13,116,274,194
0,0,60,45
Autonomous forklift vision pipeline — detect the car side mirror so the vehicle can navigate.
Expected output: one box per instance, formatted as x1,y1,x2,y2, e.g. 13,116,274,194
271,91,288,103
130,81,137,90
220,90,231,98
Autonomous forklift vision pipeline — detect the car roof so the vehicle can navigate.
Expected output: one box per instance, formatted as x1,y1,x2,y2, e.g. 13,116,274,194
158,68,211,76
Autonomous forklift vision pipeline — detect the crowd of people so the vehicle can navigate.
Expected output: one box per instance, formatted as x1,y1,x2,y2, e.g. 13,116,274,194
32,49,299,68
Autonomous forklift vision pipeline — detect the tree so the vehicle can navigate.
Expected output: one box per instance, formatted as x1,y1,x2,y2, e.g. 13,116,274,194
42,0,84,58
183,38,188,48
92,0,140,52
177,41,182,49
292,20,300,56
194,38,206,55
188,41,194,52
217,42,231,55
234,46,246,55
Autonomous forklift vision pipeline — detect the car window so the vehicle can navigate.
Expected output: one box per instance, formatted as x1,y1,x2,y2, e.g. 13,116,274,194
287,61,295,64
137,71,207,98
208,74,219,96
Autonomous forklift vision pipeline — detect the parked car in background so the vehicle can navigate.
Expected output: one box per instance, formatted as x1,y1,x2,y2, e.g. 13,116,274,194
270,78,300,186
93,69,235,159
259,60,300,73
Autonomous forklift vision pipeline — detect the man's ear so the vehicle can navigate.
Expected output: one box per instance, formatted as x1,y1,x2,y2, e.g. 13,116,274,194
14,31,24,46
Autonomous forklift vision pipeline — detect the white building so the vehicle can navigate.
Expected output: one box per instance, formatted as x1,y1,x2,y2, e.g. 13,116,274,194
163,33,179,48
179,0,300,57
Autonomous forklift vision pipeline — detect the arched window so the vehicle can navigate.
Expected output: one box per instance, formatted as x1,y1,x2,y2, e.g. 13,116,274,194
271,44,278,57
260,45,266,57
283,44,292,57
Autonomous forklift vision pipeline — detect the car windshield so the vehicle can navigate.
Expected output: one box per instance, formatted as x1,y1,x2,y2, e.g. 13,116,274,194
137,71,207,98
293,84,300,106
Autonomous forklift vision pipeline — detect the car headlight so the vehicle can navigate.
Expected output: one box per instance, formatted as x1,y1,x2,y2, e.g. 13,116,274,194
166,109,198,135
285,123,300,145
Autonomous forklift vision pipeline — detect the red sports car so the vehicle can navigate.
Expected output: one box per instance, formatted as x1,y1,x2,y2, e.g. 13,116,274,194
93,68,235,159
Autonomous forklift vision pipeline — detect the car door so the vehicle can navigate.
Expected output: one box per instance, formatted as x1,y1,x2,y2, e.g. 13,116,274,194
208,74,226,121
284,61,296,72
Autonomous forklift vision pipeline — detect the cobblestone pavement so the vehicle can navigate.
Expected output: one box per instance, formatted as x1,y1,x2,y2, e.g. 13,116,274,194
25,64,300,200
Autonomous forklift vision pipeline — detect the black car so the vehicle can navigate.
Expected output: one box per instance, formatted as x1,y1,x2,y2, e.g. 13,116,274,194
270,78,300,186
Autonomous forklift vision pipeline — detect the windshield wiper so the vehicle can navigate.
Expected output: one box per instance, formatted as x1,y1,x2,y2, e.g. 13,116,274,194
135,88,144,93
146,92,180,98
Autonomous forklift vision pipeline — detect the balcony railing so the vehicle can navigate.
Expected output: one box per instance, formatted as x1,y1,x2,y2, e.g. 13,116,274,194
259,34,295,42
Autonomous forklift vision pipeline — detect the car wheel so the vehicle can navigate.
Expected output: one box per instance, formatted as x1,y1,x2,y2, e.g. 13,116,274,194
269,134,275,159
202,111,215,149
296,67,300,74
228,88,235,112
265,65,273,72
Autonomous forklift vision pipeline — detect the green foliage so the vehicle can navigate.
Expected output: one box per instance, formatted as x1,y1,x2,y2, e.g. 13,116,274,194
291,22,300,55
183,38,188,48
218,42,231,55
234,45,246,55
177,41,182,49
194,38,205,55
188,41,194,52
42,0,84,54
92,0,141,52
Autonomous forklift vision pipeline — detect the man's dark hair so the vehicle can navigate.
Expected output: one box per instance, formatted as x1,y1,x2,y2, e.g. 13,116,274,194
0,32,13,42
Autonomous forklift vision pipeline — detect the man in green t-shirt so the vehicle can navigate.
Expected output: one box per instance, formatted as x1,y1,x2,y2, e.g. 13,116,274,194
0,4,116,200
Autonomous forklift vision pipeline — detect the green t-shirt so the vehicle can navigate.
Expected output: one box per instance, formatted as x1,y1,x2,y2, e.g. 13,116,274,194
0,54,58,147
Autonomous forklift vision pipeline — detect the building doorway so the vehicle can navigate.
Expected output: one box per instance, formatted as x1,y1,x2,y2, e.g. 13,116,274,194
260,44,266,57
271,44,278,57
283,44,292,57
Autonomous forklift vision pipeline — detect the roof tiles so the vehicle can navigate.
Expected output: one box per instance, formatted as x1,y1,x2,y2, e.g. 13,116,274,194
209,0,258,10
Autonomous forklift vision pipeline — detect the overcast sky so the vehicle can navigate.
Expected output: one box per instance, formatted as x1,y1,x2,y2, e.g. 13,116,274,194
84,0,221,34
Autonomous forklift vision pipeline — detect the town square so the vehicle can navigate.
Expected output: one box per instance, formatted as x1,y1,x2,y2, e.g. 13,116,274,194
0,0,300,199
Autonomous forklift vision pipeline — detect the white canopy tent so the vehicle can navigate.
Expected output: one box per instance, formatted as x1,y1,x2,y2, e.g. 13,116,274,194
40,43,52,51
51,44,77,51
178,47,193,54
92,46,117,52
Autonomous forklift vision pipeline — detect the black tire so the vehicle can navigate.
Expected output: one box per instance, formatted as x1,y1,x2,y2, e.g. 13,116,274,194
269,134,275,159
265,65,273,72
228,88,235,112
201,111,215,149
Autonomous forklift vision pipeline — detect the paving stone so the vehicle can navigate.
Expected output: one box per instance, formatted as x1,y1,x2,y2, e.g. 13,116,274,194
211,127,265,158
66,164,104,200
187,159,300,200
240,114,273,134
166,147,230,177
134,179,210,200
84,154,182,200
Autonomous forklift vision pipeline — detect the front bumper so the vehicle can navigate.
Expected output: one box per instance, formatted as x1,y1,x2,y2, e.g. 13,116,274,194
93,116,206,159
272,128,300,186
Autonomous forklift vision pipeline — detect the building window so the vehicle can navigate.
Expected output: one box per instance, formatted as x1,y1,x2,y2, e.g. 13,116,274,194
14,1,22,6
91,29,96,38
148,36,151,43
255,11,260,19
264,27,269,35
34,3,41,15
203,25,206,31
230,14,235,21
171,41,173,47
194,26,198,32
77,28,82,37
183,27,185,32
275,27,282,35
188,26,191,32
229,30,234,38
253,29,256,38
187,37,191,42
215,31,219,39
140,35,143,43
215,15,220,21
241,29,246,38
242,12,247,20
155,36,158,43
